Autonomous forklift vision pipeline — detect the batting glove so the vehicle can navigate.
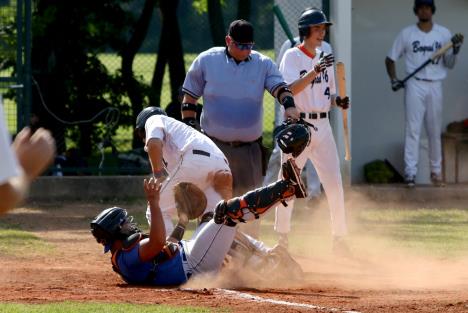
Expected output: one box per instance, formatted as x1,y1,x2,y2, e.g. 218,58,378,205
336,96,350,110
391,78,405,92
314,53,334,73
451,33,464,55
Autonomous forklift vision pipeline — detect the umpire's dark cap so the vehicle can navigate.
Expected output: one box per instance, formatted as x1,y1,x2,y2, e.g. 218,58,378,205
228,19,254,43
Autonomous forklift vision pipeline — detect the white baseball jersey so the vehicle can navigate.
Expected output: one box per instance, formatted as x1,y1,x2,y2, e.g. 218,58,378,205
144,115,231,235
387,24,452,81
145,115,225,172
0,98,21,184
275,45,347,238
280,46,336,112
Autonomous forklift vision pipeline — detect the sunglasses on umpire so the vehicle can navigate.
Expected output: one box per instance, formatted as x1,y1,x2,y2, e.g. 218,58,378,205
231,39,254,51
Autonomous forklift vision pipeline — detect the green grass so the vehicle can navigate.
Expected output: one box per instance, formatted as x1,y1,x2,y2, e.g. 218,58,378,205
0,302,219,313
0,221,53,256
352,208,468,257
240,206,468,259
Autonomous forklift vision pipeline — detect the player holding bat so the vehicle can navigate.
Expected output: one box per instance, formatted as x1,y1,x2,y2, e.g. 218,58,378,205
385,0,464,188
275,8,351,255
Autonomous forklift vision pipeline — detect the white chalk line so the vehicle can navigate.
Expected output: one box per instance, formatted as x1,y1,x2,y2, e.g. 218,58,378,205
216,288,362,313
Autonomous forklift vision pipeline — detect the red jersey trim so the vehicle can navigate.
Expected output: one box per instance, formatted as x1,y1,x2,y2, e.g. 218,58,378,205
298,44,316,59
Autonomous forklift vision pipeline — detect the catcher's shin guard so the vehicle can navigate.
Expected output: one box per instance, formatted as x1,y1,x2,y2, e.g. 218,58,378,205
214,180,296,226
282,158,307,198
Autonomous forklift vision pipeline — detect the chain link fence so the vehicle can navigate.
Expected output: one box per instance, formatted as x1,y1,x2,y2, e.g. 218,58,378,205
3,0,327,176
0,0,21,134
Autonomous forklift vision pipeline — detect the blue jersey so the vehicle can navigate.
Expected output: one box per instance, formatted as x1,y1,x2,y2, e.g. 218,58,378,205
183,47,286,142
114,243,188,286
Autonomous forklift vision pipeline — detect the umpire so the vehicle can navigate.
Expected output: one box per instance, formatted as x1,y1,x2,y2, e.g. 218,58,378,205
182,20,299,237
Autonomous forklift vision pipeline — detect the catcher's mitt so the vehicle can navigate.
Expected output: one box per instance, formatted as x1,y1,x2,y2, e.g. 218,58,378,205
274,118,313,157
173,182,207,220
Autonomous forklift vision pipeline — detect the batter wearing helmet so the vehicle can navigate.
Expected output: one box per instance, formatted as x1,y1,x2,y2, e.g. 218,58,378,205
275,8,350,254
90,158,305,286
134,106,232,236
385,0,464,187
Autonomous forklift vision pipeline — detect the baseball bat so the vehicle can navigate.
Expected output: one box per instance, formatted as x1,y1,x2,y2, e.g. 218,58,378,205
394,41,453,91
336,62,351,161
273,5,297,47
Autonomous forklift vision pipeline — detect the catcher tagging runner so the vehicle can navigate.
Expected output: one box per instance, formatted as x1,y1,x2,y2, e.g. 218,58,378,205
134,106,232,237
90,157,306,286
275,8,350,254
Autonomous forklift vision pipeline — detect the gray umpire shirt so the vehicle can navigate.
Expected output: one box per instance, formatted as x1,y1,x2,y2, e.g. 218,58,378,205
182,47,286,142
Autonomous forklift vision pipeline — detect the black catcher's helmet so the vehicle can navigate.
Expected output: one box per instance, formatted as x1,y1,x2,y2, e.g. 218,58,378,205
275,123,311,158
298,8,332,40
90,207,140,252
414,0,436,14
135,106,167,130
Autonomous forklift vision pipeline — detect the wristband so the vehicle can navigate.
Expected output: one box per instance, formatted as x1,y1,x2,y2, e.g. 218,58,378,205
181,102,198,112
281,95,296,110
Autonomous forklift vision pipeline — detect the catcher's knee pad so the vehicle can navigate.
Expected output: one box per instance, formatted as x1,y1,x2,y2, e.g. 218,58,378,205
213,180,295,225
213,170,233,200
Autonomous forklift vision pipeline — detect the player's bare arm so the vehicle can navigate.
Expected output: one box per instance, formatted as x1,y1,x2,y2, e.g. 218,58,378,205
145,138,167,178
139,178,165,262
288,68,320,95
385,57,404,91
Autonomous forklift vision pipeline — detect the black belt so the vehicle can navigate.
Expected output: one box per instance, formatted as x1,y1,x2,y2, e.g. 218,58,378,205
300,112,329,119
210,136,261,147
415,77,435,82
193,149,210,157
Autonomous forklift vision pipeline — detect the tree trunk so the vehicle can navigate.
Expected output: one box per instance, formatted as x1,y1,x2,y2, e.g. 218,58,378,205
121,0,156,149
207,0,225,46
237,0,251,21
151,0,185,108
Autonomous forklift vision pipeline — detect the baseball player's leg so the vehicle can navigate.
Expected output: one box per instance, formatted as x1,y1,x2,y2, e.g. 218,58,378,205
262,145,282,186
310,126,347,237
274,152,308,235
404,80,426,179
215,160,305,226
183,219,237,275
425,82,443,177
304,159,321,198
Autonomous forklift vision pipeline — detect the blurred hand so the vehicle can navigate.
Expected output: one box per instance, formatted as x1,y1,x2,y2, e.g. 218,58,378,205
336,96,350,110
144,177,162,203
451,33,464,55
284,106,300,120
391,78,405,91
12,127,56,180
314,53,334,73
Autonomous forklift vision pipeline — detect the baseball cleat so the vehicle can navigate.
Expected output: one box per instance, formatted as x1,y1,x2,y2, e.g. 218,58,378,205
282,158,307,198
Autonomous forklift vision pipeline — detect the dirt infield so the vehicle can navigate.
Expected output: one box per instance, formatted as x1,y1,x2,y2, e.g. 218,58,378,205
1,203,468,313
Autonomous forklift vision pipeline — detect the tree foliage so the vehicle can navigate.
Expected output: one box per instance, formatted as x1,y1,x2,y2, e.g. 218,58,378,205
31,0,148,155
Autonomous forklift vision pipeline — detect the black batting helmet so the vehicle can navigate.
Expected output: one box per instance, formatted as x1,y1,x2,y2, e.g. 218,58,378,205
414,0,436,14
90,207,140,252
275,123,311,158
135,106,167,130
298,8,332,40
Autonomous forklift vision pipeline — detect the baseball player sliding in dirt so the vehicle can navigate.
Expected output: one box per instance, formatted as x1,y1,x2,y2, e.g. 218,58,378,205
90,154,307,286
274,8,350,254
134,106,232,238
385,0,464,188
